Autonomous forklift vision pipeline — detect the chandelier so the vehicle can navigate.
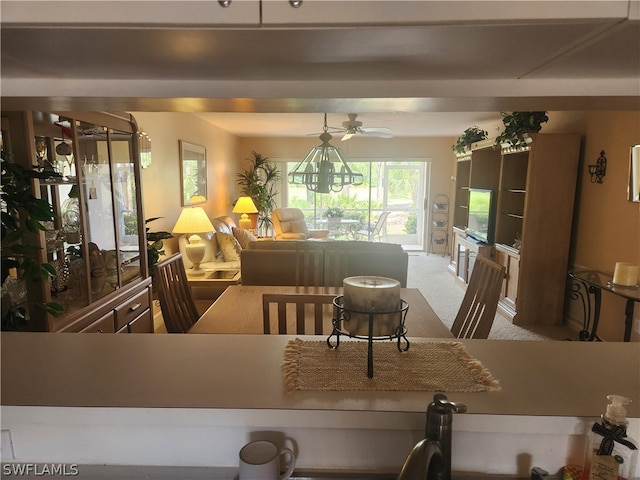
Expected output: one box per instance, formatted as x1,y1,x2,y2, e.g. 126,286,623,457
288,114,364,194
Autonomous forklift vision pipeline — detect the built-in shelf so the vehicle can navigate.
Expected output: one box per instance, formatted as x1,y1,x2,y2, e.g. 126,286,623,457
451,133,581,327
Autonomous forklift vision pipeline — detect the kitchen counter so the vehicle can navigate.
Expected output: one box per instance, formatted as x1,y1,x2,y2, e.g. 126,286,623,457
2,333,638,416
1,333,639,476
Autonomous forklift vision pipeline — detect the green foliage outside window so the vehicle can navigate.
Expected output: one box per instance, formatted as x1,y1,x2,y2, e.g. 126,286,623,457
405,213,417,234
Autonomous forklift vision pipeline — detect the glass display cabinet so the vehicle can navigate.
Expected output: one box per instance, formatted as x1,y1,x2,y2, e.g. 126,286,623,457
2,111,152,333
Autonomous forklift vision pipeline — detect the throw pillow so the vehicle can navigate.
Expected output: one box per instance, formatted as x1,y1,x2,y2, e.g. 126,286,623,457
232,226,257,249
216,232,242,262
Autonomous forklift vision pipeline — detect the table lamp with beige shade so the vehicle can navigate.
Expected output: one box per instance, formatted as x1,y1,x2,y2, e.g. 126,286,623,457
232,196,258,230
172,207,214,276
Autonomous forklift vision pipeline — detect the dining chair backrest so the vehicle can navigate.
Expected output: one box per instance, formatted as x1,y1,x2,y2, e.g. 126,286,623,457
153,253,200,333
262,293,337,334
450,254,506,339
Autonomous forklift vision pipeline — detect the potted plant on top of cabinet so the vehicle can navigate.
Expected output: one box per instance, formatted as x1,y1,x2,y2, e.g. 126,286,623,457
495,111,549,150
236,151,280,236
452,126,488,155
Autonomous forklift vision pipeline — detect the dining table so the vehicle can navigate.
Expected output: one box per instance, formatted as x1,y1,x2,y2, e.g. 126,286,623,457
188,285,454,338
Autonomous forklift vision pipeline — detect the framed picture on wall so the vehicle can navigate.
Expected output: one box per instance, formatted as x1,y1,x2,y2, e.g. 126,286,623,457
179,140,207,206
629,144,639,202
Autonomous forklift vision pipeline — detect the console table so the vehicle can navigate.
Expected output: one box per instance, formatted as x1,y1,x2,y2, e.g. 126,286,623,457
569,269,640,342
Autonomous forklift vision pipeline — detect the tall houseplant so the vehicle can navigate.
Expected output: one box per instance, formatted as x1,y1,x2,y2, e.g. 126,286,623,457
236,151,280,235
1,152,64,330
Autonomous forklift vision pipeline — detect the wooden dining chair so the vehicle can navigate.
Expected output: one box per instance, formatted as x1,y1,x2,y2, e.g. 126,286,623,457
450,254,506,339
153,253,200,333
262,293,337,334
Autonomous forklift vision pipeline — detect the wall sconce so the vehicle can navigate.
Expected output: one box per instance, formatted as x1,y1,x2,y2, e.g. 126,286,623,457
588,150,607,184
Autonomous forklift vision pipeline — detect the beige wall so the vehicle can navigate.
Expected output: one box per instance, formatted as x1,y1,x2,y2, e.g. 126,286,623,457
237,135,457,207
133,112,241,255
134,110,639,341
547,111,640,341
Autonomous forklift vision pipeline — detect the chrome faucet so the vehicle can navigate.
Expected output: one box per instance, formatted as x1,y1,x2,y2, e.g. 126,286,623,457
397,394,467,480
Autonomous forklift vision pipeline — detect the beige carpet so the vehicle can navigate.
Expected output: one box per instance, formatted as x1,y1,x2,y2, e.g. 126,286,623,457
407,252,576,341
282,338,500,393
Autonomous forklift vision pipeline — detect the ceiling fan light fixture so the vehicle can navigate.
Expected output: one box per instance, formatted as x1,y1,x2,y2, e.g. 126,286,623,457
288,115,363,194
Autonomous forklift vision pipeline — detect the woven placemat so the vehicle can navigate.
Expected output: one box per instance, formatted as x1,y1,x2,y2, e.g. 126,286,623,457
282,338,500,393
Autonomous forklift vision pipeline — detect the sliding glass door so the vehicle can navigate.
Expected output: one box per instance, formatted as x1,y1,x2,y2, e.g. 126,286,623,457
283,159,429,249
383,162,425,246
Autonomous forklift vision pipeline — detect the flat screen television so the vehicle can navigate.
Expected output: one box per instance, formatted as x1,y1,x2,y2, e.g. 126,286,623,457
466,188,495,244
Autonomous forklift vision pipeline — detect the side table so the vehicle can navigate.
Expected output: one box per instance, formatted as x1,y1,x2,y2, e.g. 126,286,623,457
187,269,241,313
569,269,640,342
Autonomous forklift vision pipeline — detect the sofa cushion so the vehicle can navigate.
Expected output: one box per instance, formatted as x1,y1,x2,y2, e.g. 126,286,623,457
212,216,235,236
216,232,242,262
232,226,257,249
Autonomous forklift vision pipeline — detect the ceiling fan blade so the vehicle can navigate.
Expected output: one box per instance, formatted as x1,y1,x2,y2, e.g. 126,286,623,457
361,128,393,138
341,131,355,141
361,127,392,134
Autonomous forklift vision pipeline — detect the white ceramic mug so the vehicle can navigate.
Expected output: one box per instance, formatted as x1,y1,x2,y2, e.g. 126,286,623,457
239,440,296,480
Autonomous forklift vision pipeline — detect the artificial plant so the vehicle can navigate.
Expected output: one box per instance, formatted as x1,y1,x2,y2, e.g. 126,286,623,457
495,111,549,149
452,126,488,154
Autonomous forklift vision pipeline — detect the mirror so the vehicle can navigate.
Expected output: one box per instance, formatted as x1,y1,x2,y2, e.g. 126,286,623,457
179,140,207,206
629,144,639,202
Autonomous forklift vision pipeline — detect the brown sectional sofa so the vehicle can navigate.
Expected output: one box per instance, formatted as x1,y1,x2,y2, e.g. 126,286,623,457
240,240,408,287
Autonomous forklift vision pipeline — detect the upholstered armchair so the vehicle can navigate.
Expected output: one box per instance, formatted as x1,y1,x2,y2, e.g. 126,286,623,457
271,208,331,240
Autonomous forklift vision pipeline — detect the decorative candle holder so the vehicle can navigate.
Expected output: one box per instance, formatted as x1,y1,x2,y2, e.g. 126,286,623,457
327,295,410,378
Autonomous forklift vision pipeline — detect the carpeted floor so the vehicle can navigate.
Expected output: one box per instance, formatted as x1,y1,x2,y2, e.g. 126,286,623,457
406,251,577,341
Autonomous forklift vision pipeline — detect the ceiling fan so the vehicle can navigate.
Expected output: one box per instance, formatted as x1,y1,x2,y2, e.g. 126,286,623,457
337,113,393,141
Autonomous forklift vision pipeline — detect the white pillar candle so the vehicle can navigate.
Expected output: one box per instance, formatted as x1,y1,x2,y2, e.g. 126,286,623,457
342,276,401,336
612,262,639,286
